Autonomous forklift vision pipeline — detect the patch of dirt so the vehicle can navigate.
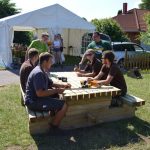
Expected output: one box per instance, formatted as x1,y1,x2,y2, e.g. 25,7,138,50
136,133,150,144
6,145,22,150
6,144,36,150
26,144,37,150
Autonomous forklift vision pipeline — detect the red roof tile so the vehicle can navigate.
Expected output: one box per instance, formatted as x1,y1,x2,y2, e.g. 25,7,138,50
113,9,150,32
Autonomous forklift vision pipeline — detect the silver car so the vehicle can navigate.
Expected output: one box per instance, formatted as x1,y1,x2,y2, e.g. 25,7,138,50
112,42,146,68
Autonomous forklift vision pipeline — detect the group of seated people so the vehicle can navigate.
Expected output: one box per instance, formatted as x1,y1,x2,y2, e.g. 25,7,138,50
20,31,127,132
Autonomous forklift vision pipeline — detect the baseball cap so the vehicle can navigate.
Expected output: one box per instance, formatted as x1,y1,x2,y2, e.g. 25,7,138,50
41,32,49,37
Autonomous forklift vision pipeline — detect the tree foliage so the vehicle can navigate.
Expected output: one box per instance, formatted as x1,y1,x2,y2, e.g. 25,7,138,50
0,0,20,18
117,10,122,15
139,0,150,10
91,18,129,42
0,0,32,45
140,14,150,45
13,31,33,46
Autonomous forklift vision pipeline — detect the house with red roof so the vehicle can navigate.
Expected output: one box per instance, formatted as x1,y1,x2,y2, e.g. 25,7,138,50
113,3,150,44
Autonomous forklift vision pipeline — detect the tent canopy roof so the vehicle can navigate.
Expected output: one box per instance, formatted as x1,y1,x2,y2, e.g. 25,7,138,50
0,4,95,30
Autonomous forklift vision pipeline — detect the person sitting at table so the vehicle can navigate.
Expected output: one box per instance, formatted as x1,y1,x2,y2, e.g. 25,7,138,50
25,52,71,131
88,51,127,106
20,48,39,93
74,49,102,77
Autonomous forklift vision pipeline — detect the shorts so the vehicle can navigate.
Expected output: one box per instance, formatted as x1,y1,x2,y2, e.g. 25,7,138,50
26,97,65,112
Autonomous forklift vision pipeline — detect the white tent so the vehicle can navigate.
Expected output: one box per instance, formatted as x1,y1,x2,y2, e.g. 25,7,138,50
0,4,95,67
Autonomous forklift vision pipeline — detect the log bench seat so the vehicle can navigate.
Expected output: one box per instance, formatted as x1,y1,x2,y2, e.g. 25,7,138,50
20,84,145,135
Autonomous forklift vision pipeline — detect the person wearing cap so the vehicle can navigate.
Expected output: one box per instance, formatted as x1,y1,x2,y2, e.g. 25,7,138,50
88,51,127,106
26,32,49,59
79,31,112,67
74,49,102,77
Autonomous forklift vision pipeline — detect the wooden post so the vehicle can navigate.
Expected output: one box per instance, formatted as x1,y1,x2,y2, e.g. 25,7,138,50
125,49,128,69
67,28,70,55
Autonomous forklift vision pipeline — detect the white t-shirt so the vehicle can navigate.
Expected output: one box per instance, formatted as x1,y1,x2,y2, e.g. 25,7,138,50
53,40,61,48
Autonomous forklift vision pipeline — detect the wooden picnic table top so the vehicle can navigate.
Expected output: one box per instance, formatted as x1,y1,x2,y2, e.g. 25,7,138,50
50,72,121,98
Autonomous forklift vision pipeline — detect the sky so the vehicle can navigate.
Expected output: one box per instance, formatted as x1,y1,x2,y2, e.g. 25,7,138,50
11,0,142,21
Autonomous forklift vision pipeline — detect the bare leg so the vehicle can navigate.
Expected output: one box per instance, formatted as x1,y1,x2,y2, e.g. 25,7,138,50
52,103,68,126
56,52,59,64
54,52,57,64
58,51,62,64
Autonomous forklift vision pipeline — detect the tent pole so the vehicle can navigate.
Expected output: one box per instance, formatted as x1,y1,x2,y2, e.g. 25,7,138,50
67,28,70,55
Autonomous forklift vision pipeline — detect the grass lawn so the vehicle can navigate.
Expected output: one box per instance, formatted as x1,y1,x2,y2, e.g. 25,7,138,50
63,55,81,66
0,66,6,70
0,73,150,150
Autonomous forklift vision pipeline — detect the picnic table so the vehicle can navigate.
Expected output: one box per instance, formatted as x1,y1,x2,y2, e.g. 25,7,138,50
21,71,145,134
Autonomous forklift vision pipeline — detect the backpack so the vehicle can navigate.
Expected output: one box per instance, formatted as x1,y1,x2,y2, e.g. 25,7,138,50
127,67,143,79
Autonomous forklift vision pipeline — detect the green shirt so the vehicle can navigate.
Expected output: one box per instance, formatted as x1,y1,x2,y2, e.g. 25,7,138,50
28,39,48,53
87,40,112,52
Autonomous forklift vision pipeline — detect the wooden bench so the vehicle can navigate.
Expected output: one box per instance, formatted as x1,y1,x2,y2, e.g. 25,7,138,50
20,84,145,135
20,85,53,134
120,94,145,107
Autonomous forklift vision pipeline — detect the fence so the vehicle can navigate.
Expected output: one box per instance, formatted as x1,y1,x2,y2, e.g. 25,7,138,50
124,50,150,70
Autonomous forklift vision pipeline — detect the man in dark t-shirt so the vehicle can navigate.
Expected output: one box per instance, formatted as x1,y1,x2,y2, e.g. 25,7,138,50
25,52,71,130
74,49,102,77
20,48,39,93
89,51,127,96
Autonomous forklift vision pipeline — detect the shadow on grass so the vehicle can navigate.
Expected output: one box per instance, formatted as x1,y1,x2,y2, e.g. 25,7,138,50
31,117,150,150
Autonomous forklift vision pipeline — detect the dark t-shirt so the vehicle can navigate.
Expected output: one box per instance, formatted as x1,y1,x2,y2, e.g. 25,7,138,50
101,63,127,95
19,60,34,93
84,57,102,76
25,66,53,105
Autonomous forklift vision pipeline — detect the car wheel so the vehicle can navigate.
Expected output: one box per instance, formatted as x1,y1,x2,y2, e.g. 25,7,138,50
118,59,125,69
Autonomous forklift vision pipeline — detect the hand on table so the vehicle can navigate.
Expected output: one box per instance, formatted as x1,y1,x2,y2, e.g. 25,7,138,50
56,88,65,94
74,67,80,72
87,77,94,82
63,83,71,89
77,72,83,77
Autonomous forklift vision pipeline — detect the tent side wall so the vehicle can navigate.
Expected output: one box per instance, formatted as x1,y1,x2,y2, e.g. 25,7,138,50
62,29,88,56
0,24,13,67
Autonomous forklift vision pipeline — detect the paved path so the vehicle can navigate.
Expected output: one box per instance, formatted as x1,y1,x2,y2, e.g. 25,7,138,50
0,70,19,85
0,66,74,85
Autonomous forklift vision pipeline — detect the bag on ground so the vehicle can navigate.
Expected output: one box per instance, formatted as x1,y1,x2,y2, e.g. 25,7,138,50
61,52,65,62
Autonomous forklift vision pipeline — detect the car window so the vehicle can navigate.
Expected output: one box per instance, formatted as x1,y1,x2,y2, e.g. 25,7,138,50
134,45,144,52
112,44,123,51
122,44,135,51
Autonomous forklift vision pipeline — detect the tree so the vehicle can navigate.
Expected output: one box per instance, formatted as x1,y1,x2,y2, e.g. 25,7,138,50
82,17,87,21
139,0,150,10
13,31,33,46
140,14,150,45
91,18,129,42
0,0,32,46
117,10,122,15
0,0,20,18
